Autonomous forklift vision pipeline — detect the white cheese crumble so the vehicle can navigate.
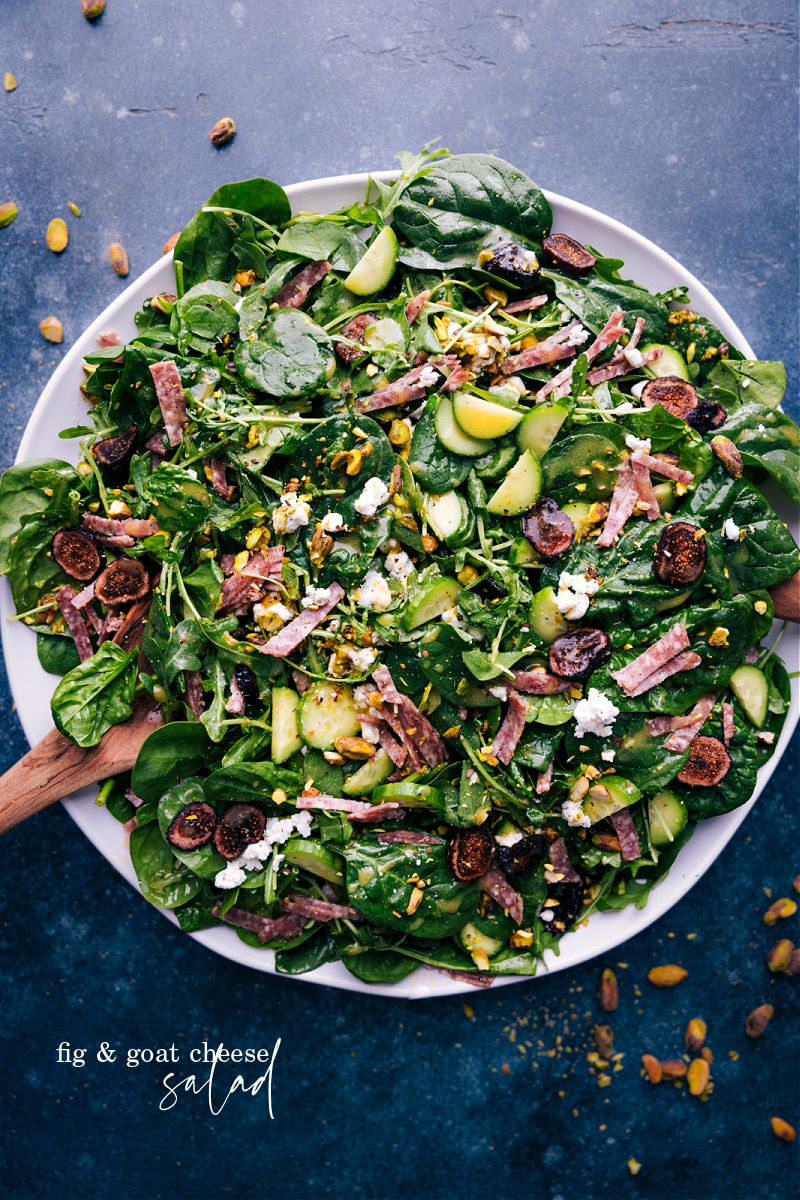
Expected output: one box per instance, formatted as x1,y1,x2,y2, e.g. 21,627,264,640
418,364,440,389
625,433,652,455
723,517,741,542
561,799,592,829
622,346,644,368
354,476,390,518
320,512,345,533
556,570,600,621
385,548,415,585
757,730,776,744
495,829,523,848
213,862,247,890
356,570,392,611
360,721,381,744
567,324,590,347
540,908,555,923
213,812,314,889
272,490,311,535
489,685,508,701
346,645,378,672
253,600,294,628
573,688,620,738
601,748,617,762
302,586,332,610
629,381,648,400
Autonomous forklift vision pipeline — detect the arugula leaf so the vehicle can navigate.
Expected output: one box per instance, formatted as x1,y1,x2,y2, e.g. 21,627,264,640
50,642,138,748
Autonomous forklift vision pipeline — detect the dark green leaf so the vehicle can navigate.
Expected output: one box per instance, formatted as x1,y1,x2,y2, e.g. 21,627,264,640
50,642,138,748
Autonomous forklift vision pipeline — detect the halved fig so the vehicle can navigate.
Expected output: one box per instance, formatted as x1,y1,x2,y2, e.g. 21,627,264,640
92,424,138,473
213,803,267,861
548,627,612,681
653,520,707,586
93,558,149,607
641,376,698,420
496,833,546,879
335,311,376,363
521,497,575,557
234,664,259,703
447,824,495,882
547,881,583,929
685,400,727,434
478,242,540,290
676,736,731,786
541,234,597,275
711,435,744,479
51,528,103,582
167,801,218,852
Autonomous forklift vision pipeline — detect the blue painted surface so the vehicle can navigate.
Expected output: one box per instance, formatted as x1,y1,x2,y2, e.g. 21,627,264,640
0,3,798,1197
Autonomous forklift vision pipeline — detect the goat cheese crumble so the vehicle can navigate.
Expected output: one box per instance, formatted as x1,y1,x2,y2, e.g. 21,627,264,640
723,517,741,541
384,548,415,585
556,570,600,621
561,799,592,829
214,812,314,889
272,490,311,534
625,433,652,454
573,688,620,738
320,511,345,533
302,586,332,610
356,571,392,611
354,476,390,518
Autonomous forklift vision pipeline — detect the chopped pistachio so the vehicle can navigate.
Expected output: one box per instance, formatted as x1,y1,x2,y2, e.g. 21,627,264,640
39,316,64,344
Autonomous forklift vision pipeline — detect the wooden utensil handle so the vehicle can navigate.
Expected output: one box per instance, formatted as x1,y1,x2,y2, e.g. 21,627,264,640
770,571,800,623
0,699,161,837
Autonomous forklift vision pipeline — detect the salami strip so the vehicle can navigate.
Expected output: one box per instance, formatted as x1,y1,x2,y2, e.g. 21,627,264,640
371,664,449,767
722,700,736,746
82,514,160,539
240,546,285,580
536,759,554,794
295,794,404,822
611,623,691,696
662,693,718,751
545,837,581,884
630,449,694,485
208,458,229,498
491,688,528,765
509,669,569,695
281,895,361,922
610,808,642,862
630,454,661,521
259,582,344,656
535,309,627,400
272,259,331,309
502,320,585,374
624,648,702,698
211,903,307,944
376,830,445,846
353,360,446,414
149,360,188,446
55,586,94,661
501,294,548,315
185,670,205,719
479,867,524,925
596,456,639,547
225,673,246,715
404,289,431,324
378,727,408,768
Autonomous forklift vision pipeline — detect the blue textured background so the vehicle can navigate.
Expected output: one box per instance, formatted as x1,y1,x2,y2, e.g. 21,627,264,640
1,4,798,1198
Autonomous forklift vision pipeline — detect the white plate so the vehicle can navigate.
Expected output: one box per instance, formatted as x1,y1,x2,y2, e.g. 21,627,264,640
2,171,797,998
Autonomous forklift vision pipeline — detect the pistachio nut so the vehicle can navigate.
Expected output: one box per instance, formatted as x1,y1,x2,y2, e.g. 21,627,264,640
3,72,17,91
0,201,19,228
592,1024,614,1059
647,963,688,988
81,0,106,19
770,1117,796,1143
109,242,129,276
641,1054,662,1084
763,897,798,926
39,316,63,344
744,1003,774,1038
766,939,795,972
659,1058,688,1081
684,1018,707,1053
687,1058,710,1098
46,217,69,253
598,967,618,1012
209,117,236,147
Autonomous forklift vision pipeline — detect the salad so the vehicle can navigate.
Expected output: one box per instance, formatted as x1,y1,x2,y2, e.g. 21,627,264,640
2,148,798,986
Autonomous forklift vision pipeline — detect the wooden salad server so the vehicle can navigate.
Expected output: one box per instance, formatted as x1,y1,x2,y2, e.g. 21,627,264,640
0,574,798,838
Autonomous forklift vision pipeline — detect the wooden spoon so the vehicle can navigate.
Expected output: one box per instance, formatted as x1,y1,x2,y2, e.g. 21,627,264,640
0,574,798,838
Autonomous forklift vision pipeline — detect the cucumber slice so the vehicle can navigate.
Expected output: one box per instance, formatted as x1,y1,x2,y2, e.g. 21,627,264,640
560,501,592,541
422,490,475,547
486,449,542,516
402,576,462,630
473,442,518,480
516,404,569,456
729,665,769,728
434,395,493,457
372,781,444,808
641,344,690,381
271,686,302,764
453,390,524,439
528,586,569,643
283,837,345,884
508,536,539,566
343,225,398,296
299,681,361,749
647,790,688,846
583,776,642,824
459,921,505,962
342,748,395,796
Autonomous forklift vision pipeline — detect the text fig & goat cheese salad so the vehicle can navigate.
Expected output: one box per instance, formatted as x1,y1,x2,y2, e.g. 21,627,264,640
2,149,798,986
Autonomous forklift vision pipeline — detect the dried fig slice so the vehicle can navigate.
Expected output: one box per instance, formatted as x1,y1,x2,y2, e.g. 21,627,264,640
335,311,376,362
653,520,707,586
167,801,218,852
548,627,612,681
213,803,267,861
234,664,259,703
685,400,727,434
676,736,731,786
51,528,102,582
93,558,149,607
541,233,597,275
478,242,540,290
496,834,546,879
92,424,138,473
447,824,495,882
641,376,698,420
521,497,575,557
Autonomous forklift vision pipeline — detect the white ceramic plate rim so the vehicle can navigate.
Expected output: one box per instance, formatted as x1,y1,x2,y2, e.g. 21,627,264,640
2,170,797,999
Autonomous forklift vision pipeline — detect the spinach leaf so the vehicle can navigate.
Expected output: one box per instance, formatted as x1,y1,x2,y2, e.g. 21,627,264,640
275,929,341,976
129,822,204,909
234,309,334,399
141,462,210,533
204,760,303,806
443,762,493,828
0,459,80,574
681,466,800,591
338,946,419,984
37,633,80,676
513,725,563,771
131,721,218,803
173,281,240,355
277,219,364,272
544,272,669,339
707,359,786,409
392,153,552,267
173,179,291,291
8,517,72,627
50,642,138,748
408,397,471,491
157,779,226,880
714,403,800,503
665,311,744,379
342,836,480,938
